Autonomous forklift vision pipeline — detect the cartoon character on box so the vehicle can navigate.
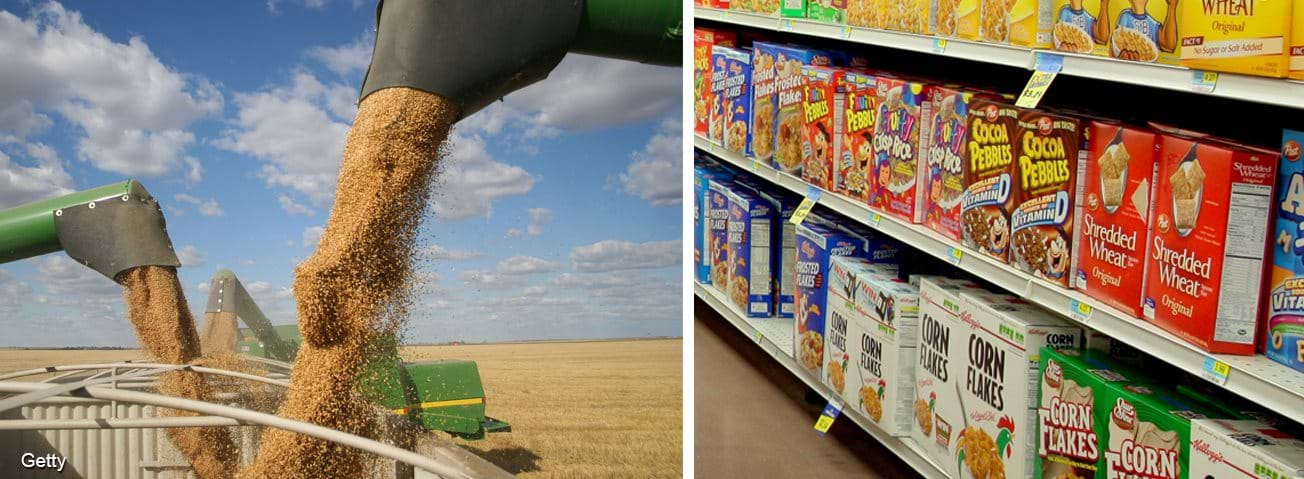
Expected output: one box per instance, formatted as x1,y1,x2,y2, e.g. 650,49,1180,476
1268,130,1304,374
1107,0,1179,62
871,78,925,223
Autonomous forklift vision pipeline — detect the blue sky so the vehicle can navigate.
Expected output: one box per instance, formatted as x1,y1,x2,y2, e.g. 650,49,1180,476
0,1,683,346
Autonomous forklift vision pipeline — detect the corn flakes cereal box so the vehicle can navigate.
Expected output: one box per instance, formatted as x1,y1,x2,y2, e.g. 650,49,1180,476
1009,110,1083,288
963,100,1021,263
808,0,849,22
869,77,927,223
981,0,1054,47
1074,121,1158,317
826,257,898,400
796,222,864,377
695,161,736,284
957,292,1082,479
1103,383,1228,479
919,86,984,242
913,276,981,469
840,71,879,202
1103,0,1182,64
1051,0,1110,55
1181,0,1292,77
1036,347,1142,479
715,46,754,155
726,188,777,317
707,180,735,290
1190,419,1304,479
1143,133,1277,355
801,65,847,191
1267,129,1304,374
1293,2,1303,79
844,268,921,436
695,29,736,138
751,43,834,174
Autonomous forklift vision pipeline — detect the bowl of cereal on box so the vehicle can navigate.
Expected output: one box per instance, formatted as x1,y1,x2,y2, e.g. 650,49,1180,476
1169,153,1204,238
1111,27,1159,62
1053,22,1093,54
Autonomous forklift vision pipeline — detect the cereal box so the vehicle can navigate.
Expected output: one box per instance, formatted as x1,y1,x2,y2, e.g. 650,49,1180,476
695,161,736,284
957,293,1082,479
707,180,735,289
1181,0,1293,77
981,0,1054,47
826,256,898,401
962,99,1021,263
758,189,801,318
701,0,730,7
1051,0,1110,56
800,65,847,191
1010,110,1083,288
708,48,731,146
751,43,833,174
844,268,921,436
1143,134,1277,355
743,0,781,15
869,77,927,223
1036,347,1143,479
933,0,982,38
796,222,864,377
846,0,885,29
1103,0,1182,64
1190,419,1304,479
808,0,849,22
840,71,879,202
716,46,753,155
834,221,904,264
919,86,981,242
1101,382,1228,479
1084,329,1146,367
726,188,777,317
878,0,932,33
782,0,807,17
1267,129,1304,374
1293,2,1303,79
913,276,979,469
1074,121,1158,317
694,28,736,138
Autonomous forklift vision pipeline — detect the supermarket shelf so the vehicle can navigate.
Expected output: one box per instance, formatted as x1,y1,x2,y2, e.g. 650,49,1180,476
695,282,952,479
695,134,1304,420
695,7,1304,110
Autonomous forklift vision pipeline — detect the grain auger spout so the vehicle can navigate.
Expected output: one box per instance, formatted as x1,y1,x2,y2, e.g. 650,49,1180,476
201,269,300,362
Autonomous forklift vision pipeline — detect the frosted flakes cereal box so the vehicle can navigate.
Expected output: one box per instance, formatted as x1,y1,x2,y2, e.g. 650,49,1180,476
801,65,847,191
1074,121,1158,317
840,71,879,202
1181,0,1292,77
826,256,897,401
1104,0,1182,64
796,222,863,377
845,268,921,436
919,86,982,242
752,43,833,175
716,46,754,155
708,48,730,146
808,0,849,22
963,100,1020,263
1052,0,1109,55
759,189,802,318
981,0,1054,47
695,161,736,284
1010,110,1083,288
695,28,736,138
707,180,735,289
913,276,979,469
1036,347,1140,479
957,293,1082,479
1190,419,1304,479
835,221,904,264
1267,129,1304,374
869,77,927,223
726,188,776,317
1143,133,1277,355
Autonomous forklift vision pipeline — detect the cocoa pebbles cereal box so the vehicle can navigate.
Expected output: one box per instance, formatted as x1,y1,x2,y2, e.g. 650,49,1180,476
1190,419,1304,479
716,46,753,155
694,28,735,138
839,71,879,202
870,77,927,222
726,188,776,317
913,276,980,468
1010,110,1083,288
1074,121,1158,317
962,100,1020,263
919,85,981,242
826,256,897,402
752,43,833,175
707,180,735,289
1269,130,1304,374
801,65,847,191
1143,133,1278,355
796,222,863,377
846,269,921,436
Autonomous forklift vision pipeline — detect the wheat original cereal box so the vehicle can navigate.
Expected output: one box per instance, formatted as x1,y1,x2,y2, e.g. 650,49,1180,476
956,292,1083,479
726,188,777,317
1101,0,1183,64
913,276,980,468
752,43,833,174
1036,347,1143,479
800,65,848,191
981,0,1054,47
1190,419,1304,479
1143,134,1277,355
694,28,736,138
1051,0,1109,56
846,268,921,436
962,99,1020,263
717,46,754,155
825,256,893,401
695,162,736,284
869,77,927,222
1009,110,1083,288
1293,2,1303,80
707,180,735,290
1267,129,1304,374
1181,0,1293,77
1074,121,1158,317
839,71,879,202
796,222,864,377
919,85,980,242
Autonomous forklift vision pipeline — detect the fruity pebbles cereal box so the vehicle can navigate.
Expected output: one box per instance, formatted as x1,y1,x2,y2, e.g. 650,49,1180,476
870,77,927,223
801,65,847,191
1266,129,1304,373
1010,110,1083,288
839,71,879,203
962,99,1020,263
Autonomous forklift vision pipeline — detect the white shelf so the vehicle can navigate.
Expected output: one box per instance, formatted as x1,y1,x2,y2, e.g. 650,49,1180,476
696,135,1304,420
695,281,951,479
695,7,1304,110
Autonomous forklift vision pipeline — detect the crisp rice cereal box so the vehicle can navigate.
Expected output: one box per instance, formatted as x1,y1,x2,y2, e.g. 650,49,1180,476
870,77,927,223
716,46,754,155
840,71,879,202
1143,133,1277,355
809,0,849,22
1074,121,1158,317
981,0,1054,47
1103,0,1182,65
1051,0,1110,56
1010,110,1083,288
1190,419,1304,479
695,160,736,284
963,99,1020,263
726,188,776,317
752,43,834,175
957,293,1082,479
919,86,984,242
1181,0,1293,77
796,222,864,378
1267,129,1304,374
1036,347,1142,479
826,256,899,403
707,180,735,290
845,268,921,436
913,276,981,470
801,65,847,191
695,29,736,138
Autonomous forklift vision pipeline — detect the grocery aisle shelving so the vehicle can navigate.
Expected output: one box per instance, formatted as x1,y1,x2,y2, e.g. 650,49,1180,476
695,134,1304,421
695,7,1304,110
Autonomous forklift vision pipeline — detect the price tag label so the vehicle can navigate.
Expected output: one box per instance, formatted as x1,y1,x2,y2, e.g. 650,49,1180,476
946,246,963,265
805,186,823,202
1070,299,1093,323
780,19,796,31
1016,53,1064,109
841,26,852,39
790,198,817,225
755,330,765,344
933,38,948,53
751,158,763,172
868,211,882,226
1191,71,1219,93
1200,357,1232,386
814,397,845,435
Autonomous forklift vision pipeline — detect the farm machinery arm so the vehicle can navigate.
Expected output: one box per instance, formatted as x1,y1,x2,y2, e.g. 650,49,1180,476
201,269,299,362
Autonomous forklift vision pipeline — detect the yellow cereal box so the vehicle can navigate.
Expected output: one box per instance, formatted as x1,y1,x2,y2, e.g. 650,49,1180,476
1181,0,1293,77
981,0,1054,47
1292,0,1303,79
1051,0,1111,56
936,0,983,38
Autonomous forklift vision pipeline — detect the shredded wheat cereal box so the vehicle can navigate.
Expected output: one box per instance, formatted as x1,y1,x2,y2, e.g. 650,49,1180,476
1181,0,1292,77
963,100,1020,263
840,71,879,202
1103,0,1182,64
726,188,776,317
913,276,984,469
695,161,736,284
870,77,927,223
981,0,1054,47
842,267,921,436
1267,129,1304,374
716,46,754,155
1052,0,1110,56
826,257,899,402
1190,419,1304,479
707,180,735,290
808,0,849,22
695,28,736,138
796,222,864,377
752,43,833,175
1036,347,1140,479
957,292,1083,479
1074,121,1158,317
1143,133,1277,355
1010,110,1083,288
919,86,985,242
801,65,848,191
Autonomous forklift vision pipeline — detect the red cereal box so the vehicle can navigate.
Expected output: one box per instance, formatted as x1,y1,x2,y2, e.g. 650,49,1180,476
918,86,997,242
961,99,1020,263
694,28,736,138
838,71,878,202
1009,110,1082,288
801,65,847,191
1073,121,1158,317
869,77,927,223
1143,133,1277,355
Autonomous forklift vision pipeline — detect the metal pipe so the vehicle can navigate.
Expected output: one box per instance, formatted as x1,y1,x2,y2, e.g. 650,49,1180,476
571,0,682,65
0,363,288,388
0,181,131,263
0,416,250,430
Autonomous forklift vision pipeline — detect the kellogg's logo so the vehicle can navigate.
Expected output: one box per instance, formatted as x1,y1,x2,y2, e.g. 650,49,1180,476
801,241,815,259
712,194,724,207
1285,140,1302,162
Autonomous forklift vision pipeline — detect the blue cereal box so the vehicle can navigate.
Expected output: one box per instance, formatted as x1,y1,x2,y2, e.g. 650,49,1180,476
750,42,833,173
1268,129,1304,374
726,188,777,317
795,222,863,376
714,46,753,155
694,160,735,284
707,180,735,288
759,189,801,318
707,47,730,145
834,222,903,265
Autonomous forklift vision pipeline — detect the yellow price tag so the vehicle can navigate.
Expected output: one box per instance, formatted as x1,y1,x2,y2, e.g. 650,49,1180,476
841,26,852,39
1016,70,1058,109
1191,71,1219,93
933,38,948,53
790,198,816,225
1070,299,1093,322
868,211,882,226
751,159,762,172
1200,357,1232,385
814,415,835,433
755,330,764,344
946,246,963,265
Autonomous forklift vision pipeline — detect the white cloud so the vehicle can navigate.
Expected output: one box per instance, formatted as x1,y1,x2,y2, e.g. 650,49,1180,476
0,141,74,208
308,35,372,79
0,3,222,176
239,259,257,266
174,193,224,217
430,132,535,221
495,256,560,275
570,239,681,272
183,156,203,183
278,194,315,216
33,255,121,306
0,269,33,313
266,0,328,14
506,228,525,238
617,118,682,206
506,207,553,238
553,272,637,290
176,245,205,268
302,225,324,247
460,270,525,288
428,244,482,261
